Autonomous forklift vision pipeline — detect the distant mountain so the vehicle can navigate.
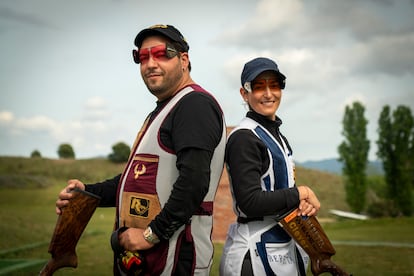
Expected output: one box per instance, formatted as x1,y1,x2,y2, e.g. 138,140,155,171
297,159,342,174
297,158,383,175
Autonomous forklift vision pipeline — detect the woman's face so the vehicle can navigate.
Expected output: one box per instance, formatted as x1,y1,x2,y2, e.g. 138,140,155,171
240,71,282,121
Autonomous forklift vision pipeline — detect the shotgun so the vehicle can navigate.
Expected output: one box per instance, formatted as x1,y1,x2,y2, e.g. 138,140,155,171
278,208,351,276
39,188,101,276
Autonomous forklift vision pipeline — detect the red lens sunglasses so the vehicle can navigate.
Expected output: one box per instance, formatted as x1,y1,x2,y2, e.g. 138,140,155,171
132,43,178,64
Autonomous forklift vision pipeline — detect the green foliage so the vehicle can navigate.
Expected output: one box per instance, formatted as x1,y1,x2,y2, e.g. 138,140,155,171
57,143,75,159
30,150,42,158
338,101,370,213
108,142,130,163
365,175,403,217
365,175,388,217
377,105,414,216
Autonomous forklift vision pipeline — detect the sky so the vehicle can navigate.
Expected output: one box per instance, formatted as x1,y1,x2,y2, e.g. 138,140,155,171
1,0,413,162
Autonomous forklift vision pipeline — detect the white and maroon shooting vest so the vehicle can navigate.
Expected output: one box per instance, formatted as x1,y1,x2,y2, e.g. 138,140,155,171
116,85,226,275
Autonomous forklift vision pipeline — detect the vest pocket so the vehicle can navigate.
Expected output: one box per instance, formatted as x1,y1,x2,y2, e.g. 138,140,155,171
120,153,162,229
124,153,160,193
260,240,297,275
253,224,298,275
120,192,161,229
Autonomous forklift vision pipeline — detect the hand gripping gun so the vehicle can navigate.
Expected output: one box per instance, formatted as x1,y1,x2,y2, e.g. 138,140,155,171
277,208,352,276
39,188,101,276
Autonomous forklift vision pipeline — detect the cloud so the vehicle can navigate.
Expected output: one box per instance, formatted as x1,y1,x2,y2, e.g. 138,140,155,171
216,0,414,78
250,0,302,32
348,34,414,76
0,111,13,124
0,109,120,157
0,5,55,29
85,96,107,109
1,96,112,138
16,115,56,134
82,96,111,121
0,111,58,136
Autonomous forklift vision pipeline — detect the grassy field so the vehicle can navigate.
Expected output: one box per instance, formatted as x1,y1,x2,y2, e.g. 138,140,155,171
0,157,413,275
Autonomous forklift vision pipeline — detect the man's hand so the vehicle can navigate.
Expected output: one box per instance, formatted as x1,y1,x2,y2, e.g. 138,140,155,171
55,179,86,215
119,228,154,252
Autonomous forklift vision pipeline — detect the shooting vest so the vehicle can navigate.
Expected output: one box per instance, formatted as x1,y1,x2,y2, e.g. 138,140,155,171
116,85,226,275
220,117,309,276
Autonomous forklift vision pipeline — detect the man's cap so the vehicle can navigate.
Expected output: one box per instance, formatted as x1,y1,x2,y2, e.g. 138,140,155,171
241,57,286,89
134,24,189,52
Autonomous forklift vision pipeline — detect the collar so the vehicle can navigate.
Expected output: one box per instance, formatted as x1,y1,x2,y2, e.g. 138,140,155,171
246,110,282,130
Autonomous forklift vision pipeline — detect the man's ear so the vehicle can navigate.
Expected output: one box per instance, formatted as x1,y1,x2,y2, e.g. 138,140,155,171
180,52,190,70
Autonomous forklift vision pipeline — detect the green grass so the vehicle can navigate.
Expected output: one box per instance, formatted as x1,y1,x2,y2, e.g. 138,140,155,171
0,157,413,275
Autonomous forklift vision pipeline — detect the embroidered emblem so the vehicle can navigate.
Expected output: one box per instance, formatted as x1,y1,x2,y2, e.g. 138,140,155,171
149,24,168,29
129,197,150,217
134,163,146,179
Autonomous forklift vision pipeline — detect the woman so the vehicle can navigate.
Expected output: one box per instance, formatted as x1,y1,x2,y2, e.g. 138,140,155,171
219,57,321,276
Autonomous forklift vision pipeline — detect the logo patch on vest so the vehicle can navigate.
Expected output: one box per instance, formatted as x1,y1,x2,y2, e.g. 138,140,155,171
129,196,150,217
134,163,146,179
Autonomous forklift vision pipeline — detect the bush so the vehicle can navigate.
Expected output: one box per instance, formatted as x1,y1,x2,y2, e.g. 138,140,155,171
30,150,42,158
108,142,130,163
366,199,402,218
57,143,75,159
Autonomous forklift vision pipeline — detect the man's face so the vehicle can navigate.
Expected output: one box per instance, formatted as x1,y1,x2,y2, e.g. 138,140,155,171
241,71,282,121
139,35,184,101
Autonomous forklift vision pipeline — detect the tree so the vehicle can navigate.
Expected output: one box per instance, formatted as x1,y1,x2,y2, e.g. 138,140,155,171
338,101,370,213
30,149,42,158
108,142,130,163
377,105,414,216
57,143,75,159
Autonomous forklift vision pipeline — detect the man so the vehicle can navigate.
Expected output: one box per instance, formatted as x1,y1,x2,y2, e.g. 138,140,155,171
56,24,226,275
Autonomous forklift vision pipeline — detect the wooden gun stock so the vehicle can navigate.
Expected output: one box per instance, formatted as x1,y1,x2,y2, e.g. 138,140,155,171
278,209,351,276
39,188,101,276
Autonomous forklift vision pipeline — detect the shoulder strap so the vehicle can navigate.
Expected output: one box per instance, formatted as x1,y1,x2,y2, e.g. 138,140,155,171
254,126,289,190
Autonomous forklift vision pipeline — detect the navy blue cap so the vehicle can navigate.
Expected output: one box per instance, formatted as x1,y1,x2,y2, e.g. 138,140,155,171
241,57,286,89
134,24,189,52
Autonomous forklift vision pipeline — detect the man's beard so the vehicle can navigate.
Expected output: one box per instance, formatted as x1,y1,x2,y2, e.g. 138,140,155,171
146,81,166,96
144,67,183,98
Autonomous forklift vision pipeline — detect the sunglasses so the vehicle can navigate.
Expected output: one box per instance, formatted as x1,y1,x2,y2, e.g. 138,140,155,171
132,43,178,64
244,78,282,93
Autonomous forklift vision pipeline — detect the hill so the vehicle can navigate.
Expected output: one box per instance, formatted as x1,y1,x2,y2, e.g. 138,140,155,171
0,156,349,242
298,158,384,175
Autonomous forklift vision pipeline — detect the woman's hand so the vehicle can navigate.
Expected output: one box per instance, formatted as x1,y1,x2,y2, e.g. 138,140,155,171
297,186,321,216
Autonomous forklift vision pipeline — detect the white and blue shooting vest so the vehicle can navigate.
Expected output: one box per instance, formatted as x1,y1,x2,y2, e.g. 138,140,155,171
220,117,309,276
